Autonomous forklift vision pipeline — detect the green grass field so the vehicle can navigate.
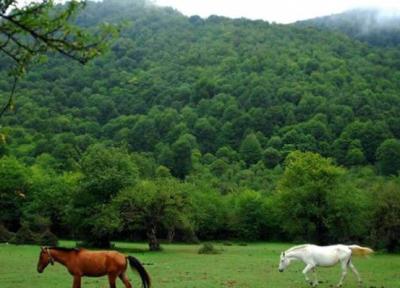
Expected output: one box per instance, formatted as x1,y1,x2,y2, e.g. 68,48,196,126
0,241,399,288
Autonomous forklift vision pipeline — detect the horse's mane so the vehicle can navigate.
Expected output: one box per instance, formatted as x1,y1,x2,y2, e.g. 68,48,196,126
48,246,81,252
285,244,309,253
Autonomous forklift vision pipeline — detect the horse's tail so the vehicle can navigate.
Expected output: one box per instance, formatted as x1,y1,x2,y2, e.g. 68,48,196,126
348,245,374,256
127,256,151,288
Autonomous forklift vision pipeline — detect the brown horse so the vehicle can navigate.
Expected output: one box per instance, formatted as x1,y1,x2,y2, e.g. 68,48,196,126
37,246,151,288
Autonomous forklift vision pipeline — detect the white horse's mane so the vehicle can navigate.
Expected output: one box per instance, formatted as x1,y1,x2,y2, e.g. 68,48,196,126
285,244,309,253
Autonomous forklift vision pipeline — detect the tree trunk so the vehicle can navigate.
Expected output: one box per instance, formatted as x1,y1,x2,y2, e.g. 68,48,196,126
167,228,175,243
147,226,161,251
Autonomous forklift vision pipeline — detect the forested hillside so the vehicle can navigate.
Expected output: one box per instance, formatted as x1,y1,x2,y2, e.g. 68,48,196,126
1,0,400,251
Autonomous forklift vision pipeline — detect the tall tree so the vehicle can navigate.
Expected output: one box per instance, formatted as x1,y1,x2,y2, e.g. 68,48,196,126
240,133,262,166
71,144,138,247
376,139,400,176
114,178,192,251
276,151,347,243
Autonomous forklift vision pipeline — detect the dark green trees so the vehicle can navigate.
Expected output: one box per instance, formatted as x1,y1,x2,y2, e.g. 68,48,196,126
376,139,400,176
240,133,262,166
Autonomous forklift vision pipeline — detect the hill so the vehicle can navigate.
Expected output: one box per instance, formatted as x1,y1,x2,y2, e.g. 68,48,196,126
1,0,400,174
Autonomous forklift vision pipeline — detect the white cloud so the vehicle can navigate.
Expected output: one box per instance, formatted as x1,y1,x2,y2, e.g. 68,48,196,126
154,0,400,23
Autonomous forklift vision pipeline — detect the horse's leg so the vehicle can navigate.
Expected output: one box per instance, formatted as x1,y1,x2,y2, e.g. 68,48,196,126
119,272,132,288
302,264,316,286
337,260,348,287
348,260,362,286
108,274,118,288
311,267,319,287
72,275,81,288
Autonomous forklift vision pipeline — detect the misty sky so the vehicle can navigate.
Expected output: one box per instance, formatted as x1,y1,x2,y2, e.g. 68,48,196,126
154,0,400,23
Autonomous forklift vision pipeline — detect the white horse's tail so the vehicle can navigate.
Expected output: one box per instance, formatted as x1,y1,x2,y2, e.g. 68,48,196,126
348,245,374,256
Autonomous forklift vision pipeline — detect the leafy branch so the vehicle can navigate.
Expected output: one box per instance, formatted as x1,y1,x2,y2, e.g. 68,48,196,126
0,0,117,118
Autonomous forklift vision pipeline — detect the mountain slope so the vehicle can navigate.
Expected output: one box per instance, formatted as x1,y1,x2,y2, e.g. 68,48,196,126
1,0,400,175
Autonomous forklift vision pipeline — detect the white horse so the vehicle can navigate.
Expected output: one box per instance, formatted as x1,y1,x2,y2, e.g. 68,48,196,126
278,244,373,287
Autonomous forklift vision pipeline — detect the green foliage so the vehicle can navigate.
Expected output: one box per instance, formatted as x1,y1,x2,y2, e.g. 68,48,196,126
198,242,221,254
228,190,268,240
80,144,138,201
263,147,282,168
376,139,400,176
170,134,196,179
370,179,400,252
240,133,262,166
0,0,116,118
114,178,193,250
1,0,400,251
276,151,355,243
0,156,30,229
72,144,138,247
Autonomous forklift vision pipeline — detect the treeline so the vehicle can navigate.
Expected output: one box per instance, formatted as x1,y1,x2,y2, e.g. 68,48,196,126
0,0,400,251
1,148,400,252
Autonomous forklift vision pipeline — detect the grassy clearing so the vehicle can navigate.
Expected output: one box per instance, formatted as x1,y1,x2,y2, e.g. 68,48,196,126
0,241,399,288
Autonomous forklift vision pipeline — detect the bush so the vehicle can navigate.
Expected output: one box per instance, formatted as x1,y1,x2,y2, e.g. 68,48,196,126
11,224,38,245
39,229,59,246
0,224,15,242
198,243,221,254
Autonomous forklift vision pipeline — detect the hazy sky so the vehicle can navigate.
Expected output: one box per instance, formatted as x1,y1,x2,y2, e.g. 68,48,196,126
154,0,400,23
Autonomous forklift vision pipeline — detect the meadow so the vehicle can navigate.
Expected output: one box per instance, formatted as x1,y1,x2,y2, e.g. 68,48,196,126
0,241,399,288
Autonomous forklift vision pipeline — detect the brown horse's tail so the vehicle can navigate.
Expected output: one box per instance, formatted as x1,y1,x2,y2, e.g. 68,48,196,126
348,245,374,256
127,256,151,288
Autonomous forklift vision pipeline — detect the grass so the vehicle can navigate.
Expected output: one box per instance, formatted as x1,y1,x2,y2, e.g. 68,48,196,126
0,241,399,288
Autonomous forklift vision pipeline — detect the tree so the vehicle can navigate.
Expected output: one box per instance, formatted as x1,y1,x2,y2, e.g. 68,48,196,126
22,164,78,237
370,180,400,252
0,156,30,230
263,147,282,168
376,139,400,176
239,133,262,166
170,133,197,179
0,0,114,118
114,178,192,251
229,190,268,240
71,144,138,247
276,151,346,243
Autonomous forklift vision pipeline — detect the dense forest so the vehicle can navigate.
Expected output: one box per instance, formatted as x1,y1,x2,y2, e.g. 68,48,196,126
1,0,400,251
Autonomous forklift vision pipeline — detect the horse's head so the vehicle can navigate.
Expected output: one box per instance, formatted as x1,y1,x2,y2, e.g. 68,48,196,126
37,246,54,273
278,251,290,272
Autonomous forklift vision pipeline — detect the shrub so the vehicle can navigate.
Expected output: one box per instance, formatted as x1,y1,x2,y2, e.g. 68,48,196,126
198,243,221,254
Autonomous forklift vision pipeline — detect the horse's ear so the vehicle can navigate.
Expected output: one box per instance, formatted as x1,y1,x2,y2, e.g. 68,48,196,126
282,252,285,257
41,246,45,251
